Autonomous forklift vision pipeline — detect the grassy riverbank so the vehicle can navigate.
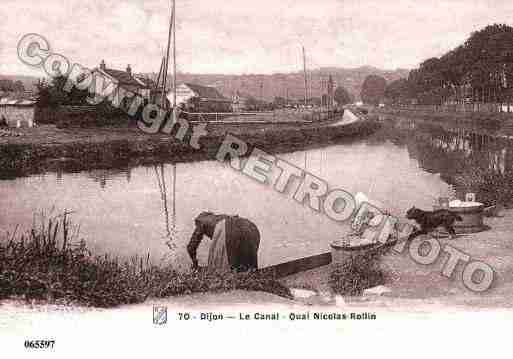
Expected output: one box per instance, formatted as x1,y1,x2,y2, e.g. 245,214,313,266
4,210,513,310
0,115,378,179
0,214,291,308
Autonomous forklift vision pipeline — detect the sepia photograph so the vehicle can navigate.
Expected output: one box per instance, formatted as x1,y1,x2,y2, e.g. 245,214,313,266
1,0,513,357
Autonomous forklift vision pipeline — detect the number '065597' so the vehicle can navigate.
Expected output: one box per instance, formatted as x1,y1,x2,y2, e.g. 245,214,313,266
24,340,55,349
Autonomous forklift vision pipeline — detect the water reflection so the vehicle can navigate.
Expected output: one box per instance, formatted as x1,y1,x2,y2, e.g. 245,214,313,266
153,163,178,253
2,118,512,268
86,168,133,189
372,118,513,201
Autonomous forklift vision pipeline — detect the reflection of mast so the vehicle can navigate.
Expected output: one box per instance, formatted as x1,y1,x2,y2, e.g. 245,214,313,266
154,164,177,244
154,165,171,238
172,163,176,231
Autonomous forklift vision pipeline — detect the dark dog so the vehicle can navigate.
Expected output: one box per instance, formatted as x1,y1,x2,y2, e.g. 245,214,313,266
406,206,462,240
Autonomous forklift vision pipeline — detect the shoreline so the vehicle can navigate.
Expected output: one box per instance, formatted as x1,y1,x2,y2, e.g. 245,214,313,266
372,107,513,135
4,203,513,311
0,115,379,179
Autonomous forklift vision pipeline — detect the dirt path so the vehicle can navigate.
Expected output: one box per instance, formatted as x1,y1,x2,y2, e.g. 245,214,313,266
283,209,513,310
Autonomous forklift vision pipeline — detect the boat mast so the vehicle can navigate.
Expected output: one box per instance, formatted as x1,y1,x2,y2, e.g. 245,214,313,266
161,0,174,109
172,0,177,110
155,56,165,91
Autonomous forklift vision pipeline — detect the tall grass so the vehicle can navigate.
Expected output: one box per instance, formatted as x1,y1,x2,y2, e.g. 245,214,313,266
329,247,390,296
0,212,290,307
157,269,292,299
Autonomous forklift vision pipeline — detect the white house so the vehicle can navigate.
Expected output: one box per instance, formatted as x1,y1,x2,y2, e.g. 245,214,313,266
167,83,232,112
90,60,152,108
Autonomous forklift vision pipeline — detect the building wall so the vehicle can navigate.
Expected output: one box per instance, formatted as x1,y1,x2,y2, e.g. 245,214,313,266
121,84,149,99
196,99,232,113
167,84,196,106
91,69,150,102
0,106,35,127
167,84,232,112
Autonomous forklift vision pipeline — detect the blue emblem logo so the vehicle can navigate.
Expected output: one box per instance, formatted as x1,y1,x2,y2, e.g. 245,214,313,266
153,305,168,325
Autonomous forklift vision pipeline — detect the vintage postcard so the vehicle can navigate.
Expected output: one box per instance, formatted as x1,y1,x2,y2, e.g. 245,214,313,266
1,0,512,357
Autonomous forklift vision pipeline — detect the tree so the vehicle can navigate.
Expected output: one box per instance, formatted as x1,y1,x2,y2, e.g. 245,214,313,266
310,97,322,106
404,24,513,105
333,86,352,106
360,75,387,105
245,95,271,111
36,75,89,107
0,79,15,92
272,96,287,108
0,79,26,92
384,79,412,104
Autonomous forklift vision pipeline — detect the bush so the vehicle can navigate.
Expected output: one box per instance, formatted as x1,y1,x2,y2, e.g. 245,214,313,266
329,248,389,296
454,167,513,206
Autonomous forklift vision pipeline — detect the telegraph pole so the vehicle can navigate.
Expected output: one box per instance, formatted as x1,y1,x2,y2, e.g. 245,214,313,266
328,74,334,109
309,72,312,107
320,77,324,108
302,46,308,106
260,81,264,107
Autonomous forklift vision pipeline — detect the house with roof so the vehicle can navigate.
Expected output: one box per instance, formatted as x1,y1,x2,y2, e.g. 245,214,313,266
91,60,153,108
0,96,36,128
167,83,232,112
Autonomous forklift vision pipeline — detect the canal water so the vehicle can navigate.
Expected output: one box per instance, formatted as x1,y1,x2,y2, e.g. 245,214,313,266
1,118,512,269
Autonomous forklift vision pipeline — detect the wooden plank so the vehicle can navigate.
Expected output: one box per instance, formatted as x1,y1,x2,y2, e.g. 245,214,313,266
259,252,332,278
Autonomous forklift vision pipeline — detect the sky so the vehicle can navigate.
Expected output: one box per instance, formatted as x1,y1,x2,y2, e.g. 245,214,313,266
2,0,513,76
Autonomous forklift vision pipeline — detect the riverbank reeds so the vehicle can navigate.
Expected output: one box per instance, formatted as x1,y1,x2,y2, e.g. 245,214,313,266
0,213,291,307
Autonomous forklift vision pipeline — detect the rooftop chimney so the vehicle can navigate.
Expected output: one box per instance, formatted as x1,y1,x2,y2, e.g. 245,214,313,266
100,60,106,70
126,64,132,76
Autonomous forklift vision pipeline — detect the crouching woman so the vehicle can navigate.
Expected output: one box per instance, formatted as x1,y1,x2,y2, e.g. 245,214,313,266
187,212,260,272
